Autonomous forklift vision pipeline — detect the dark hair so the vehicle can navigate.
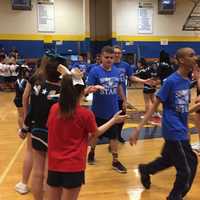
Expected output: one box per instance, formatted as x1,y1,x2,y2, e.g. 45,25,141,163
101,45,114,54
59,74,85,118
160,50,170,64
17,66,30,80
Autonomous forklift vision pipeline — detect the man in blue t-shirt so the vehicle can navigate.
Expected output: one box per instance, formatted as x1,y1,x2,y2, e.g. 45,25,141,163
87,46,127,173
129,47,198,200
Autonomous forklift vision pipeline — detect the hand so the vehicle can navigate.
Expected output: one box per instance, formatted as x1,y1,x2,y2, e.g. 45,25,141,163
144,79,156,86
57,64,71,75
195,96,200,104
71,68,84,79
129,127,140,146
113,110,128,124
84,85,105,94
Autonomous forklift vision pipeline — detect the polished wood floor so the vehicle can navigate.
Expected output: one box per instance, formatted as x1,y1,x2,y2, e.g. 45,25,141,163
0,89,199,200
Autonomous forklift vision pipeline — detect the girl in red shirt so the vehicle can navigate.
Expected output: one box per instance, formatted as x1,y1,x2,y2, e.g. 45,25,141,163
47,73,127,200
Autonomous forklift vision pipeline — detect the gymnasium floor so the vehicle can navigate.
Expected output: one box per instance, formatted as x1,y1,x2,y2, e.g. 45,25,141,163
0,88,199,200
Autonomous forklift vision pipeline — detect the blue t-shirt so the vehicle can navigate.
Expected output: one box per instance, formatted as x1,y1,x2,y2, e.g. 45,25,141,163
113,61,133,97
72,62,88,77
87,65,120,119
156,72,190,141
87,63,99,74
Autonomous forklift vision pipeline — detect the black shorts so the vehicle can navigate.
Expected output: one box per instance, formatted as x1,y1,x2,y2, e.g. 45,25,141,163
31,129,48,152
47,170,85,188
96,117,118,139
13,98,23,108
143,88,156,94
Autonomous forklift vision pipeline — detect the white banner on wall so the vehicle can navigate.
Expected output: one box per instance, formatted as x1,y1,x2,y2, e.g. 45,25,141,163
138,7,153,34
37,3,55,32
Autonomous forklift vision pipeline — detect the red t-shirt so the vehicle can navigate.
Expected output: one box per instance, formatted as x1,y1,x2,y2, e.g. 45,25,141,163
47,103,97,172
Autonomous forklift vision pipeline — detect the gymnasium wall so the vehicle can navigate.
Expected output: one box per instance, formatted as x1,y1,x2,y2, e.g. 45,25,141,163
0,0,200,58
112,0,200,57
0,0,88,58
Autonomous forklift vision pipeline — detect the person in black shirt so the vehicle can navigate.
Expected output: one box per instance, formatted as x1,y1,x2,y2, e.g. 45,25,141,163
13,65,30,129
20,54,62,200
135,58,159,120
157,50,174,85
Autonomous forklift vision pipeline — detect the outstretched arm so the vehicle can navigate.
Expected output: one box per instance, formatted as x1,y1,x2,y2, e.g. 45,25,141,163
129,98,161,145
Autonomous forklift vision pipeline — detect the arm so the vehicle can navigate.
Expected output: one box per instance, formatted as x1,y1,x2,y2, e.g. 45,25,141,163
22,82,31,120
117,84,127,112
95,110,127,137
189,102,200,113
129,98,161,145
129,75,156,86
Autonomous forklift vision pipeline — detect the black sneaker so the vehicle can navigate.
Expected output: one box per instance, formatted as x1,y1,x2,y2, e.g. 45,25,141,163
112,161,127,173
88,151,95,165
166,195,183,200
138,164,151,189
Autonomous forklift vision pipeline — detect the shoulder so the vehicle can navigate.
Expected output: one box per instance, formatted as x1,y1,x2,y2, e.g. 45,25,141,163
50,103,59,113
90,65,101,73
162,72,177,85
121,61,129,67
78,106,95,119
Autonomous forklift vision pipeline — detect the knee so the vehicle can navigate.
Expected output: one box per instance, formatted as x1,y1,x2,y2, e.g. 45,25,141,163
33,169,45,180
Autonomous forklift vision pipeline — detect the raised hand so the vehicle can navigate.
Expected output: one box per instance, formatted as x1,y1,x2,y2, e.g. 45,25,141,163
84,85,105,94
113,110,128,124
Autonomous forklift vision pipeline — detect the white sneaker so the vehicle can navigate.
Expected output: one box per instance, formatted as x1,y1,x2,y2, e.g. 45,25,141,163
15,182,29,194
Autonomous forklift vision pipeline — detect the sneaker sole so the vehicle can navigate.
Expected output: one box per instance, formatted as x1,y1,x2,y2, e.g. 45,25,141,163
112,166,127,174
15,188,29,195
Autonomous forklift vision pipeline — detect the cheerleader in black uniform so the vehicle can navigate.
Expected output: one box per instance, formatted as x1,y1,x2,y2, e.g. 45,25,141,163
135,58,158,120
13,65,30,129
20,55,62,200
14,64,33,194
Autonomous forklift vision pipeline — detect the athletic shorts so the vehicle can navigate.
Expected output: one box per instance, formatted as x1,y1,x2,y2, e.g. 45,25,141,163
96,117,118,140
31,128,48,152
47,170,85,188
143,88,156,94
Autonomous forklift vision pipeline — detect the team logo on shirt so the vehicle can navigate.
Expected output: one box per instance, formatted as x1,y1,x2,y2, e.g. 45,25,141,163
175,89,190,113
33,85,41,96
99,77,119,95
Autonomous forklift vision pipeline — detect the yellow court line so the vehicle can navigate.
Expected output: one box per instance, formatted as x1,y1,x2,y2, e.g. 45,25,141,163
123,123,195,129
0,139,26,185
